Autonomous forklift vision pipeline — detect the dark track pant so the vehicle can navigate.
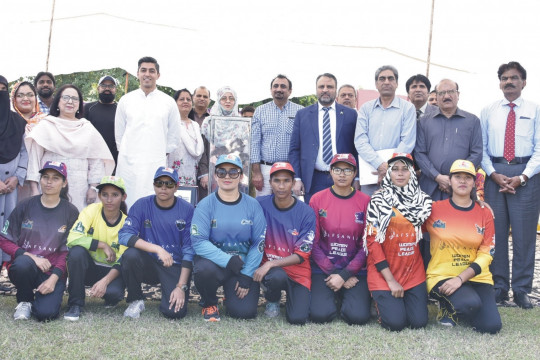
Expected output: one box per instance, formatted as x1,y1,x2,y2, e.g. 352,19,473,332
371,281,428,332
310,273,370,325
193,256,259,319
67,245,125,307
8,255,66,321
430,279,502,334
122,248,188,319
262,267,310,325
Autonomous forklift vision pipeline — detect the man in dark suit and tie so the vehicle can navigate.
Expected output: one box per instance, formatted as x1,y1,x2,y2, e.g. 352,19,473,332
289,73,359,203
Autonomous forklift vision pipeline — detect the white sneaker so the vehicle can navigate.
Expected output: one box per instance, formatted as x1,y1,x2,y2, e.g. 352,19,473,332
124,300,145,319
264,302,280,318
14,302,32,320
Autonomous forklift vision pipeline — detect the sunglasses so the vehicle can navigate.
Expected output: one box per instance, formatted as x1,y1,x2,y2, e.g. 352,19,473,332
216,168,241,179
153,180,176,188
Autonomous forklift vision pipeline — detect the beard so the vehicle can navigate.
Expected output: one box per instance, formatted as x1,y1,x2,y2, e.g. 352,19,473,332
37,88,53,99
99,92,116,103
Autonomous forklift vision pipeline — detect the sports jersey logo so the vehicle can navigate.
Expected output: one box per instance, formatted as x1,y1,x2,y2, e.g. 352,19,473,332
144,219,152,228
110,242,120,250
125,218,132,226
58,225,67,233
22,219,33,230
176,219,186,231
1,220,8,235
433,220,446,229
490,235,495,256
475,224,485,235
74,221,85,233
88,227,94,235
191,224,199,236
241,219,253,225
288,229,299,236
318,209,327,218
257,239,265,253
300,243,312,253
354,212,364,224
211,219,217,228
306,230,315,243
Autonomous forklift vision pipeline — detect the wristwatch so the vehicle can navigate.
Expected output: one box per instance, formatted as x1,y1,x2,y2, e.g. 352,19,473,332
177,284,189,292
519,175,527,186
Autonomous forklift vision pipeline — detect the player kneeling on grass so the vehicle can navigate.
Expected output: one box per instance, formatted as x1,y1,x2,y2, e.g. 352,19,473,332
0,161,78,321
118,167,194,319
191,154,266,322
64,176,129,321
253,162,315,325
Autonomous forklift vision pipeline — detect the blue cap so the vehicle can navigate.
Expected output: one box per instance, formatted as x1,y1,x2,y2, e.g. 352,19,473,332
215,154,242,169
153,166,179,183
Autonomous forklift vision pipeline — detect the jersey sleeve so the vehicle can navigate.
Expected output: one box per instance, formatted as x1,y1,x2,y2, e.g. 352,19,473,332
190,199,233,268
240,203,267,278
180,205,195,267
472,207,495,273
309,198,335,274
67,206,96,250
293,207,316,263
366,224,389,271
0,204,25,257
118,202,143,247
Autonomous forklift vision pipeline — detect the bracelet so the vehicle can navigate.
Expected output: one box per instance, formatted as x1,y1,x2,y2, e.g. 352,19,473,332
456,275,464,283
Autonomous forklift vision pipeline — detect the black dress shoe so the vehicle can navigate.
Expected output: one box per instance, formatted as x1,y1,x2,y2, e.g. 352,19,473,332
513,292,533,309
494,288,509,304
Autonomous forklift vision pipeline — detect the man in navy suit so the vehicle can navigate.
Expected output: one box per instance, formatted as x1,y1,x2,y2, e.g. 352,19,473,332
289,73,359,204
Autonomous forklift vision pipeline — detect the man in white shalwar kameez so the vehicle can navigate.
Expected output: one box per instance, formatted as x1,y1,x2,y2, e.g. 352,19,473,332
115,57,180,208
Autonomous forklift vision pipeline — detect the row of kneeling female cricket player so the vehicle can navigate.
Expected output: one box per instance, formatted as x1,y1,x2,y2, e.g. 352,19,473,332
0,153,502,334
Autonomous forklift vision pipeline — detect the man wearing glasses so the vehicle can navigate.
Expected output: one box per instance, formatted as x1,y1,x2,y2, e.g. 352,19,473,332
118,166,194,319
84,76,119,169
355,65,416,196
414,79,482,201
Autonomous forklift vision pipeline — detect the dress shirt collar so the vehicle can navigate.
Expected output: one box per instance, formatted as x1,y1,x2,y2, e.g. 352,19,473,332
373,96,400,110
420,102,428,114
272,100,290,110
318,102,335,111
502,96,523,107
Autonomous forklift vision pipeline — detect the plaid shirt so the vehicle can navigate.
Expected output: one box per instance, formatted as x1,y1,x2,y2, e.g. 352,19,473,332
250,100,304,164
37,96,51,114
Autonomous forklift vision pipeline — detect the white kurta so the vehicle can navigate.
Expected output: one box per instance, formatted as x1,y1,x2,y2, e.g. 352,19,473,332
115,88,180,208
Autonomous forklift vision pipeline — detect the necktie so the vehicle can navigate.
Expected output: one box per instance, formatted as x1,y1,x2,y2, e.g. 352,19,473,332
416,109,422,120
503,103,516,162
322,107,333,164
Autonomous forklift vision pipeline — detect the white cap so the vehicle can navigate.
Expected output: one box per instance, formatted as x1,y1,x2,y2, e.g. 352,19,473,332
98,75,118,86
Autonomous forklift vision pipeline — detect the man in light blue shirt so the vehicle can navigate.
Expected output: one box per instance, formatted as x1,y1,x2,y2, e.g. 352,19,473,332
354,65,416,195
480,61,540,309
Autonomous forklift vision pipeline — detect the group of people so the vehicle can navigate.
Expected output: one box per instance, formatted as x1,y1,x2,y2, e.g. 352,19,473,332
0,57,538,335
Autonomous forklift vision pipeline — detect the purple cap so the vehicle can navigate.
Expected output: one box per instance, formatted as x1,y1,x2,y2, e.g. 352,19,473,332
39,161,68,178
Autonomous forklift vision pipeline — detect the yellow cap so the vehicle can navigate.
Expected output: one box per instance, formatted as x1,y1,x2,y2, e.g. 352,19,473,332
449,159,476,177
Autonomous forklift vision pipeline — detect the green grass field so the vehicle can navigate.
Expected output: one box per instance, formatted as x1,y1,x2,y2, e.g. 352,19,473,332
0,296,539,360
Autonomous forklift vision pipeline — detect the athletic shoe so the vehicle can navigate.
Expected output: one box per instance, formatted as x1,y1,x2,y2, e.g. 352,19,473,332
124,300,145,319
202,305,220,322
14,302,32,320
64,305,82,321
264,302,280,318
437,306,457,327
104,301,118,309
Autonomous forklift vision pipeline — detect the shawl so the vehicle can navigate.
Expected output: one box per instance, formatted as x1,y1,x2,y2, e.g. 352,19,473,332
0,90,26,164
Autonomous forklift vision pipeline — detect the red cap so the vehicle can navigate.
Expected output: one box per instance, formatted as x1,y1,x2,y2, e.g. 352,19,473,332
330,153,357,168
389,152,414,166
270,162,295,176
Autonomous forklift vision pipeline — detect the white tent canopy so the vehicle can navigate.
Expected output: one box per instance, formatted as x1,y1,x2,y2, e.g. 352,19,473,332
2,0,540,114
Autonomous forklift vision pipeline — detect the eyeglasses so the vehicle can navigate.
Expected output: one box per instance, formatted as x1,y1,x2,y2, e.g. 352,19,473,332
500,75,521,82
436,89,458,97
16,92,36,99
220,96,235,103
60,95,80,103
153,180,176,188
331,167,354,176
99,84,116,89
216,168,241,179
377,76,396,82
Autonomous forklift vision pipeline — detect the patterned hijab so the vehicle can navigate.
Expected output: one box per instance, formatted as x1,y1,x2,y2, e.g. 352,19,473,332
210,86,239,116
11,81,45,124
364,159,432,246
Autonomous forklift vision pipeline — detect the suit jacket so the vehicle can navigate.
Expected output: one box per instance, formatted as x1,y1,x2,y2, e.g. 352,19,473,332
289,102,358,193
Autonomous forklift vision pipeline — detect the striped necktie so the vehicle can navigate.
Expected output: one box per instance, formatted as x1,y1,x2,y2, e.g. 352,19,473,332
322,107,333,164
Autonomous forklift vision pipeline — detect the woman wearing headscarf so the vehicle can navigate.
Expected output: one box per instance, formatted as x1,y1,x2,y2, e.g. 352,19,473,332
425,159,501,334
167,88,204,186
364,153,432,332
24,84,114,211
11,81,46,126
0,76,28,268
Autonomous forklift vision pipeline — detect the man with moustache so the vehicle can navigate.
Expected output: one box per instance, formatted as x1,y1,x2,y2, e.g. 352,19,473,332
289,73,358,203
33,72,56,114
251,75,304,196
188,86,211,202
336,84,357,109
415,79,482,200
406,74,436,120
355,65,416,195
480,61,540,309
115,56,180,208
84,76,120,169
